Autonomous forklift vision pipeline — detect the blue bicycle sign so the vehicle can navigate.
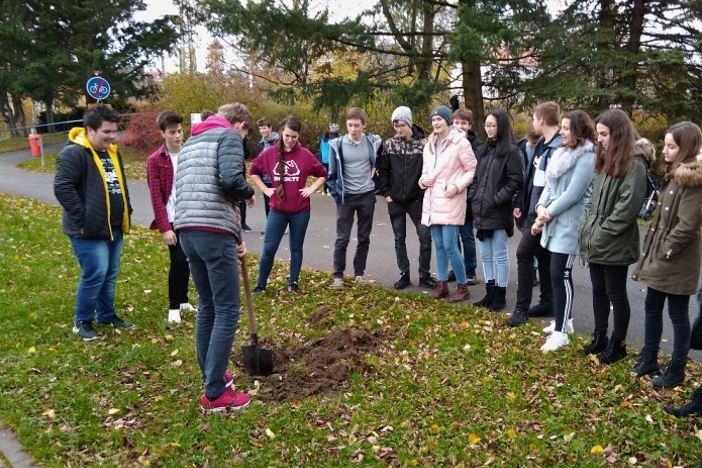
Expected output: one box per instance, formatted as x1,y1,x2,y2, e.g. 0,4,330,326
86,77,111,100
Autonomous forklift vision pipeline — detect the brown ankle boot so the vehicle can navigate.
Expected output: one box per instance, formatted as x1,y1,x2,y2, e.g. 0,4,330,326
448,283,470,302
433,280,449,299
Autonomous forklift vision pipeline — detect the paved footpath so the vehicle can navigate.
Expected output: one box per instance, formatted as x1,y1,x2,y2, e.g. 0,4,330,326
0,426,35,468
0,144,699,465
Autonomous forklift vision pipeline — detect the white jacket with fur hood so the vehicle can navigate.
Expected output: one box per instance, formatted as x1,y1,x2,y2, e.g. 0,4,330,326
419,128,477,226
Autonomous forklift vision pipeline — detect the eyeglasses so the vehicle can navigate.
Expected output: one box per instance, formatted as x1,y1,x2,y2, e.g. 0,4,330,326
484,124,497,129
393,122,409,129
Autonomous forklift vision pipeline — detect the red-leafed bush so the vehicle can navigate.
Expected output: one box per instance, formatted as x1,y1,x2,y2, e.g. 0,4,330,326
120,109,161,156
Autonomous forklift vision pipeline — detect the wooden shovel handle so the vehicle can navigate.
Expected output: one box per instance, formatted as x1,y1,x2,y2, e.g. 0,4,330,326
237,236,257,340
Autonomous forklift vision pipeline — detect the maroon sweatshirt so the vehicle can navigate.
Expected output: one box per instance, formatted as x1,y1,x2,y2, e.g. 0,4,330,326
249,141,327,214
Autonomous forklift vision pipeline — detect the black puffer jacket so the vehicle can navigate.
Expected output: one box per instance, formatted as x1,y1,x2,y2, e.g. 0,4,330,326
377,124,427,205
469,141,524,232
54,128,132,240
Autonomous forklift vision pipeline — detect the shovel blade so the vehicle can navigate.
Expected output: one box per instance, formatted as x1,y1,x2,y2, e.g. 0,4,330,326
241,343,274,376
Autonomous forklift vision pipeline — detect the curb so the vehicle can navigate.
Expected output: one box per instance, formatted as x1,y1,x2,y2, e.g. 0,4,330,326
0,427,35,468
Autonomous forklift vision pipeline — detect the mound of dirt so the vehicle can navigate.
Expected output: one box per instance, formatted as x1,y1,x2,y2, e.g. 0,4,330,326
244,326,385,402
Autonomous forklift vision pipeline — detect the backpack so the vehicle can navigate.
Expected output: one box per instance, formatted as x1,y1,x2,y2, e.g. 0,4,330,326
637,170,660,220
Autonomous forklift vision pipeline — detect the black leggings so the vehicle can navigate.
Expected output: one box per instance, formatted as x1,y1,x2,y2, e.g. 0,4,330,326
590,263,630,341
551,252,575,333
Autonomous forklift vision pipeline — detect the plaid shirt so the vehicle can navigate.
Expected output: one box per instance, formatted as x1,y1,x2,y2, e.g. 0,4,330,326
146,144,174,232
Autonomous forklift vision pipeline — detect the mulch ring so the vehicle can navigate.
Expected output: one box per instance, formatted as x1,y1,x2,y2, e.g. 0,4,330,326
236,313,388,402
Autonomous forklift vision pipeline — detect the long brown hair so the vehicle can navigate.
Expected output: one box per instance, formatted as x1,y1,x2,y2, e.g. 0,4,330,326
562,110,596,149
594,109,636,177
275,116,303,201
660,121,702,177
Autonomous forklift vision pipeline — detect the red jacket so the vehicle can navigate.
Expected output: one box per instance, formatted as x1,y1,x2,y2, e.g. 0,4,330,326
249,141,327,214
146,144,174,232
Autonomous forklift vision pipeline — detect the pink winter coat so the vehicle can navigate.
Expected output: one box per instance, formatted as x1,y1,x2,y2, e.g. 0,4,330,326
419,129,477,226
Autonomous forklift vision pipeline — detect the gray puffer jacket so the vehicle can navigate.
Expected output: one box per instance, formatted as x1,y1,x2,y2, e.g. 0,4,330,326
173,116,254,239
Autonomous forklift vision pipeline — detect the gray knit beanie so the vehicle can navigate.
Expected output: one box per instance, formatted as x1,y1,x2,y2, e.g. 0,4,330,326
391,106,413,127
430,105,453,125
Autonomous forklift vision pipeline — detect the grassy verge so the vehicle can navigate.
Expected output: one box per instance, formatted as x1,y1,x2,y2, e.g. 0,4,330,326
0,134,68,154
0,194,700,467
17,147,148,180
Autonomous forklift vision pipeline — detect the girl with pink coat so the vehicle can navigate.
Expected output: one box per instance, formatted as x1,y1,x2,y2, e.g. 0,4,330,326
419,105,477,302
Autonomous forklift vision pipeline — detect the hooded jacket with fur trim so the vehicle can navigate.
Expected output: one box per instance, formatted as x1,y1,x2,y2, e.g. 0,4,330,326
632,160,702,295
54,127,132,240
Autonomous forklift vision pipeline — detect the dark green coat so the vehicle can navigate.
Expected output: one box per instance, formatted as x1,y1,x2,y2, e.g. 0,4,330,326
578,156,647,266
632,160,702,296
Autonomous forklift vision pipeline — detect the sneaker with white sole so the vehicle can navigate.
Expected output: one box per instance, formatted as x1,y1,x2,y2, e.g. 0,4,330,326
541,331,570,352
354,275,369,284
73,321,98,341
542,319,574,334
180,303,197,313
167,309,182,323
200,387,251,412
96,315,135,329
332,278,344,289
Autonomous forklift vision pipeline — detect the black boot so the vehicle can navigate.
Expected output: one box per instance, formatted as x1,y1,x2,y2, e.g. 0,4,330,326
489,286,507,312
651,359,687,389
583,330,608,355
393,272,411,290
474,282,496,308
664,386,702,417
630,349,660,377
599,338,627,364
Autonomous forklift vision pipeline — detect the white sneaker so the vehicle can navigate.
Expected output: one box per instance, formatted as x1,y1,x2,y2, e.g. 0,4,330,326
332,278,344,289
167,309,182,323
180,302,197,313
354,275,368,284
542,319,574,334
541,331,569,352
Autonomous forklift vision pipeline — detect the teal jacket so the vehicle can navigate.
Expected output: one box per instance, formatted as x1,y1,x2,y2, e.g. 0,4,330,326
578,156,647,265
538,141,596,255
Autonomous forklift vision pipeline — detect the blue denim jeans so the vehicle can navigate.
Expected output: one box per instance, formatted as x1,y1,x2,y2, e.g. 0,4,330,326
257,210,311,287
430,225,466,283
69,230,123,324
179,230,241,399
644,287,691,363
478,228,510,287
458,216,477,272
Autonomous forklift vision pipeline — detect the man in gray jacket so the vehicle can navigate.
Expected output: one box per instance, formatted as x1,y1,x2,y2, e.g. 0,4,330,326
174,103,255,412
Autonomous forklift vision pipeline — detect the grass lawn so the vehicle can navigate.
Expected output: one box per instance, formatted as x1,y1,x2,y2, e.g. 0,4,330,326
17,146,149,180
0,194,700,467
0,134,69,154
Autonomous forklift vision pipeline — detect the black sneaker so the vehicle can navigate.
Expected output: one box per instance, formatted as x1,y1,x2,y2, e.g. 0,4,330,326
394,274,411,290
418,276,437,289
465,270,478,286
252,285,266,295
527,302,554,317
97,316,134,329
507,308,528,327
242,224,253,233
288,282,301,293
447,270,457,282
72,321,98,341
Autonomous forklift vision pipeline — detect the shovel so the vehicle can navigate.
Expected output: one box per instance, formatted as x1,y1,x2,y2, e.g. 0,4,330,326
238,246,274,376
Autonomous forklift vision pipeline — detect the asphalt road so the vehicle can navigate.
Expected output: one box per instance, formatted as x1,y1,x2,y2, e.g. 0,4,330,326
1,143,699,360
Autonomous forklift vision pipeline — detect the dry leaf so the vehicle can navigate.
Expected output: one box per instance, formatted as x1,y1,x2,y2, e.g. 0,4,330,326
265,428,276,439
42,409,55,419
468,433,481,445
28,346,36,353
108,408,120,415
590,445,603,454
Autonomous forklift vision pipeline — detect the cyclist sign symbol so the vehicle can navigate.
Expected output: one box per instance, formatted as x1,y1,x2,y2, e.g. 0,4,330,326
86,77,111,100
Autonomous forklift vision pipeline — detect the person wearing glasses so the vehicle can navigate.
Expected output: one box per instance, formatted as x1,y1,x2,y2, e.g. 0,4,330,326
377,106,438,290
469,109,524,312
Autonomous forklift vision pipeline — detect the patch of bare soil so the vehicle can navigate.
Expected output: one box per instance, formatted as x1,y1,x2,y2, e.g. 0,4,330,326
241,324,386,402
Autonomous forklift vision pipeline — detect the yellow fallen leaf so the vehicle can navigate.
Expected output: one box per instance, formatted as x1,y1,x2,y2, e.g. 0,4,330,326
563,432,575,443
13,255,19,261
170,442,181,448
29,312,38,319
506,391,516,400
108,408,120,415
450,421,460,430
265,428,276,439
506,428,517,439
291,401,303,409
154,396,163,402
42,409,55,419
591,445,603,454
431,424,441,433
170,349,178,356
629,457,638,465
621,401,631,408
468,433,481,445
28,346,36,353
137,454,150,466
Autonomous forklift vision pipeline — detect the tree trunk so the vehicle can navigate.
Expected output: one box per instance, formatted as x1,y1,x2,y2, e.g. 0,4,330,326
621,0,646,112
44,99,55,133
418,0,435,81
462,58,484,140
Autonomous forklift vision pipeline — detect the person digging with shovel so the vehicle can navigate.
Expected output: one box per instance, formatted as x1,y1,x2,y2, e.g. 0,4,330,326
174,103,255,412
